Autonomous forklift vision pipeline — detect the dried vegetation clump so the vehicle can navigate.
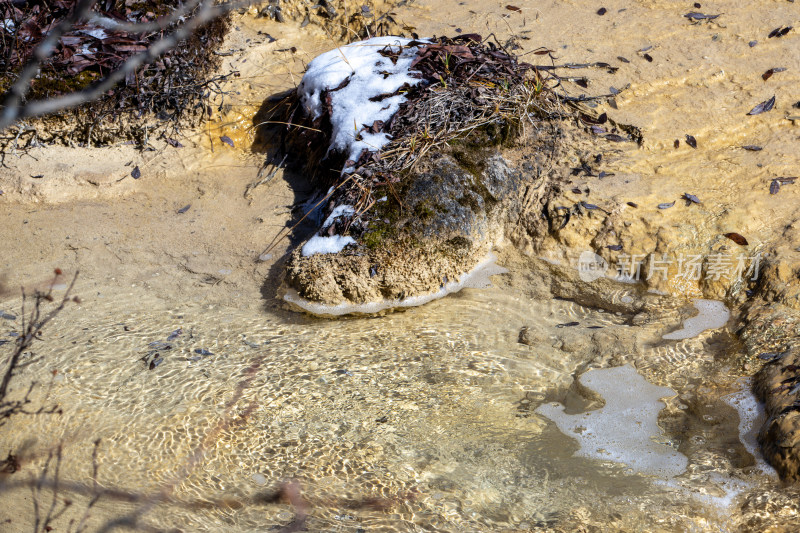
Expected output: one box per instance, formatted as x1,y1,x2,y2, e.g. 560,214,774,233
0,0,230,148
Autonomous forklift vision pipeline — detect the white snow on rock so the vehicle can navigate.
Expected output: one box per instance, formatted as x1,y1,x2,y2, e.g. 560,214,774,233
81,28,109,40
302,204,356,257
298,36,428,172
301,235,356,256
321,204,355,228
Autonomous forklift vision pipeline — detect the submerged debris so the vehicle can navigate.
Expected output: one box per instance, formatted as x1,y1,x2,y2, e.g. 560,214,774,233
683,12,721,21
769,177,797,195
682,193,701,204
767,26,793,38
748,96,776,115
724,232,749,246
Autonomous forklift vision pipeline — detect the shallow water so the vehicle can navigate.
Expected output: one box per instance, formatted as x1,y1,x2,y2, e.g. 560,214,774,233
0,264,781,532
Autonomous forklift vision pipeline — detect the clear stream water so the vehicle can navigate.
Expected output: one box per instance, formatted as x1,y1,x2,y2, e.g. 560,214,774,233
0,264,781,532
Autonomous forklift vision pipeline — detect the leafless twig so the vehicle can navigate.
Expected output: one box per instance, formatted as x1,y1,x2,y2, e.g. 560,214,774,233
0,270,79,425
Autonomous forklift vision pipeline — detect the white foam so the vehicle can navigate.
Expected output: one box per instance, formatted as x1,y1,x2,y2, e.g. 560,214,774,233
723,378,776,476
536,365,688,478
284,253,508,316
298,36,428,172
301,235,356,257
662,299,730,340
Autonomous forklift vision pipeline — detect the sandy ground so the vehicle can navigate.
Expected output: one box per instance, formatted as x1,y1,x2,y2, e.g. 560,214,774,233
1,0,797,309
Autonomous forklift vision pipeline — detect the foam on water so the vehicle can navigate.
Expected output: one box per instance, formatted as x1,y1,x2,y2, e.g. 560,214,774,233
284,253,509,316
662,299,730,340
536,365,688,478
724,378,776,476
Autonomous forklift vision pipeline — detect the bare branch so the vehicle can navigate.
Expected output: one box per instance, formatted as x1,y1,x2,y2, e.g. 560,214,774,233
86,0,204,34
0,270,79,423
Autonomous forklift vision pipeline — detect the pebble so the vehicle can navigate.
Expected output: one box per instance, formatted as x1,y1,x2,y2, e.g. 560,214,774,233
251,472,267,486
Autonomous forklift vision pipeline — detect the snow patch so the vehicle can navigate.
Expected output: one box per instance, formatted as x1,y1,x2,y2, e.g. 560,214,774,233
301,235,356,257
89,14,123,29
300,204,356,257
322,204,355,229
298,36,428,172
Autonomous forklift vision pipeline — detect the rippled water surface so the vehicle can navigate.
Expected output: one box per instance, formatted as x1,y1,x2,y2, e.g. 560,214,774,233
0,268,781,532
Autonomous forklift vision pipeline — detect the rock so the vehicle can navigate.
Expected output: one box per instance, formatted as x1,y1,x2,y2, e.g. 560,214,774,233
559,333,592,354
518,324,549,346
753,344,800,481
285,127,566,310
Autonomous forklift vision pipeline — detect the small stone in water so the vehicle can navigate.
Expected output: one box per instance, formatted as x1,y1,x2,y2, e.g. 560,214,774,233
251,473,267,486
